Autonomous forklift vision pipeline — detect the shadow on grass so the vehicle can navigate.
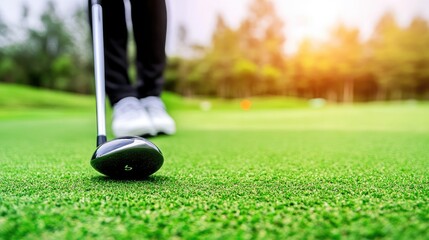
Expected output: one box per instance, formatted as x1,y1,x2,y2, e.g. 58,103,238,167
90,175,173,184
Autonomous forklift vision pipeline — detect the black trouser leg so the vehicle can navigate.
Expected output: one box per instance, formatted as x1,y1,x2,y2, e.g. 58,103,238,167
130,0,167,98
88,0,137,106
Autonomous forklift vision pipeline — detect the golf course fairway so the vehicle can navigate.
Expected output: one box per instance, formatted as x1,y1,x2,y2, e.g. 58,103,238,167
0,85,428,239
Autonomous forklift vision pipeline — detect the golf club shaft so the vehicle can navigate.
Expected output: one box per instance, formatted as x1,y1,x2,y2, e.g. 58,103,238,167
91,0,107,146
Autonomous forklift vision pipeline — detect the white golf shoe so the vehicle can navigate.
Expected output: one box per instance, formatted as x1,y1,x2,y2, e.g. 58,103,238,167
140,96,176,135
112,97,156,137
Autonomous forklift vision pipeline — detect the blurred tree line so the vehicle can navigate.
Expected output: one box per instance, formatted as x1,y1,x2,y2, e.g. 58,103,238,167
1,0,429,101
0,1,93,94
166,0,429,101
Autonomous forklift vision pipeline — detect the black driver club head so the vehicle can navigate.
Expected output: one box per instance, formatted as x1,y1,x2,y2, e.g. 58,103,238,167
91,136,164,179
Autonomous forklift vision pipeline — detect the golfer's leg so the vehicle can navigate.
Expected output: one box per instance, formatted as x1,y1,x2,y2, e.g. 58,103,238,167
89,0,137,106
130,0,167,98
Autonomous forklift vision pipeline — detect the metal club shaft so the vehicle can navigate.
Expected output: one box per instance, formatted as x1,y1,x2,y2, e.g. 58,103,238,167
91,1,107,146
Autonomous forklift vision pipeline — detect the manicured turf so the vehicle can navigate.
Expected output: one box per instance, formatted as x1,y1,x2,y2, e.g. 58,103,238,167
1,86,428,239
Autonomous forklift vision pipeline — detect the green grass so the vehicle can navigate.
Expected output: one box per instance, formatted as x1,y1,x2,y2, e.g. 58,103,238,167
1,84,429,239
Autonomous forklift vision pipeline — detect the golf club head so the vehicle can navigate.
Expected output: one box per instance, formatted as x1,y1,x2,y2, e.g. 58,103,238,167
91,136,163,179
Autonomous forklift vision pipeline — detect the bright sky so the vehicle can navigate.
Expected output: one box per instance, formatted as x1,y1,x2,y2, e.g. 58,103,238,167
1,0,429,54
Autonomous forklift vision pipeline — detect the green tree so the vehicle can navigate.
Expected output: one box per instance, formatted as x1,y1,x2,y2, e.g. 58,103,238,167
188,0,287,98
325,24,363,102
67,6,94,94
27,1,73,88
0,12,8,46
0,1,94,93
239,0,285,67
404,17,429,98
289,39,329,99
238,0,286,95
369,11,414,100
